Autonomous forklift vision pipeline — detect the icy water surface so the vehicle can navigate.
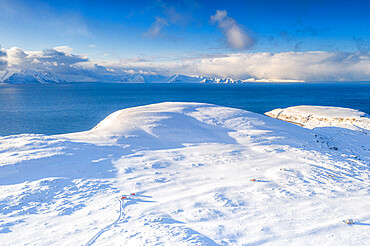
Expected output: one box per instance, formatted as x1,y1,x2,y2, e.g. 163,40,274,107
0,82,369,135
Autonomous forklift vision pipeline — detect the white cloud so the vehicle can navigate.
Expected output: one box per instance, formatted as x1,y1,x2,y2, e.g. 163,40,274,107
210,10,254,49
0,47,7,70
100,51,370,82
1,46,369,82
89,44,97,48
54,46,73,54
144,17,168,38
5,47,27,66
190,51,370,81
1,46,89,74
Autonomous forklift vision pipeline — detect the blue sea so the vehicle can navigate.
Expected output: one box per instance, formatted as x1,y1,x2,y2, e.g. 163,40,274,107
0,83,369,136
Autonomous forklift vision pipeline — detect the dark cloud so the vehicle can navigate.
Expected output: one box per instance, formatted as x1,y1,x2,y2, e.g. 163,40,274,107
40,49,88,65
0,59,7,70
0,45,7,70
0,50,6,57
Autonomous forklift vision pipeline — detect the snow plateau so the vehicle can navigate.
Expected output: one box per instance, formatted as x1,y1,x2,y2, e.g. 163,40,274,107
0,102,369,245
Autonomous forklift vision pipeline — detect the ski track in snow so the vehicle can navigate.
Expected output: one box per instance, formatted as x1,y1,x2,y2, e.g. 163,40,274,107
84,198,124,246
0,102,369,245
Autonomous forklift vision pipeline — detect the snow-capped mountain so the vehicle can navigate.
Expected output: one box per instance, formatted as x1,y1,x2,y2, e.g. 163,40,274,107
0,69,291,84
165,74,205,83
0,71,66,84
114,73,240,84
163,74,240,83
201,76,239,83
119,74,145,83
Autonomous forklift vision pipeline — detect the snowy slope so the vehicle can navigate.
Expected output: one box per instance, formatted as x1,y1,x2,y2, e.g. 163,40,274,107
265,105,370,131
202,77,237,83
0,71,66,84
0,103,369,245
165,74,204,83
119,74,145,83
115,74,239,84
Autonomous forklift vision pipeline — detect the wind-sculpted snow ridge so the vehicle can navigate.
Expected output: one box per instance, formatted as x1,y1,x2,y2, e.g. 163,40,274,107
0,102,369,245
265,105,370,131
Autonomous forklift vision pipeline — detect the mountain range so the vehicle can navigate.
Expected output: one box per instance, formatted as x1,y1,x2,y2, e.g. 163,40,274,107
0,70,305,84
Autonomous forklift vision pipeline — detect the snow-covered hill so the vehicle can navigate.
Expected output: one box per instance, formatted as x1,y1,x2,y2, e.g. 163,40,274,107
265,105,370,131
0,103,369,245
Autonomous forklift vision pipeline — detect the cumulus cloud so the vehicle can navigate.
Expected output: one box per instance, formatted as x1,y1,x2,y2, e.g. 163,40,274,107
53,46,73,54
0,60,7,70
0,46,369,82
0,46,96,80
190,51,370,81
101,51,370,82
144,17,169,38
0,46,7,70
0,57,7,71
5,47,28,66
2,47,88,70
0,48,6,57
210,10,254,49
39,48,87,66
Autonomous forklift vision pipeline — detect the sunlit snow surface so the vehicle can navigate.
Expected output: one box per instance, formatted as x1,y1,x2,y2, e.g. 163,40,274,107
0,102,369,245
265,105,370,131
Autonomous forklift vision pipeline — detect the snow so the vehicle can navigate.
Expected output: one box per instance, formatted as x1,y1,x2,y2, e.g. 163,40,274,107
267,105,367,119
0,102,369,245
166,74,205,83
119,74,145,83
265,105,370,131
0,70,295,84
0,71,66,84
144,74,240,84
242,78,305,83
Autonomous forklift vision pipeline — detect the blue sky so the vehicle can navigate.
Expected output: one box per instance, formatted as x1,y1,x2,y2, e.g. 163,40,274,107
0,0,369,81
1,0,369,59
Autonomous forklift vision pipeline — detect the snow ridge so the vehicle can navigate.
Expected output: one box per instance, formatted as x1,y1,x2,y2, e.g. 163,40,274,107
265,105,370,131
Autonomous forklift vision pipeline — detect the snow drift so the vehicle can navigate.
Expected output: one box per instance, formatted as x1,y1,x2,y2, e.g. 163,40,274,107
265,105,370,131
0,103,369,245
